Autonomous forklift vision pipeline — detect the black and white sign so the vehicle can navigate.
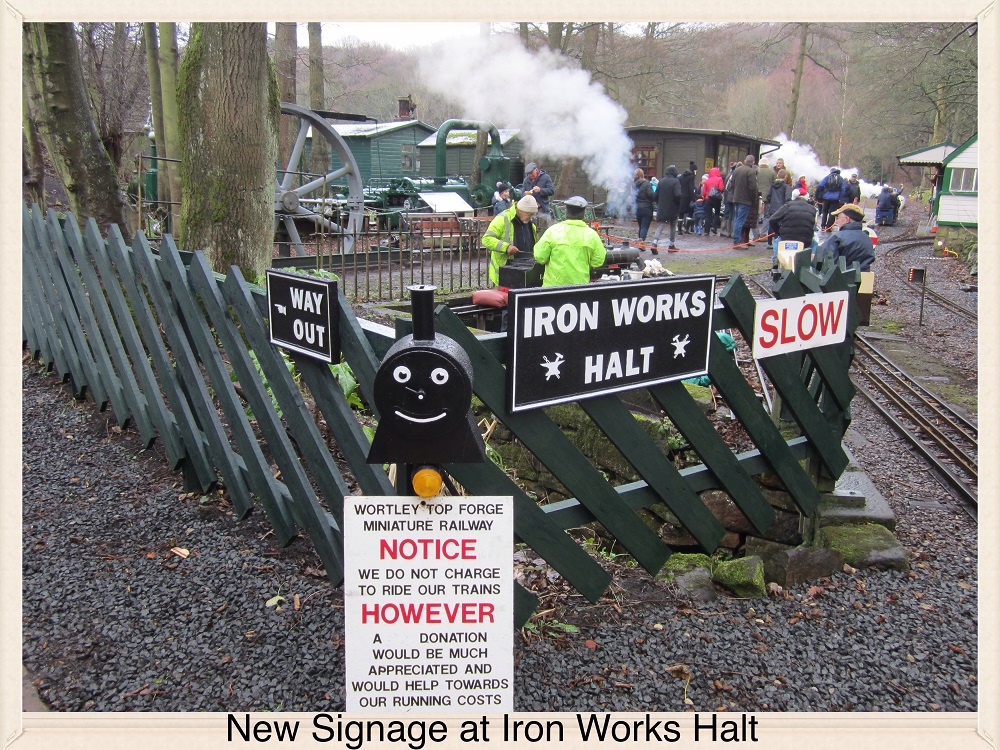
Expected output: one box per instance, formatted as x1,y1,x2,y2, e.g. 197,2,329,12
507,276,716,412
266,269,339,363
344,496,513,713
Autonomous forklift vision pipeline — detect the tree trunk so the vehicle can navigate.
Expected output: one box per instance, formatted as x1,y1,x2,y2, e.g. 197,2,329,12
158,22,183,237
547,22,564,52
519,23,530,47
177,22,278,279
143,23,170,209
581,22,600,72
275,22,298,176
22,87,45,207
784,23,809,139
307,22,329,179
23,22,131,233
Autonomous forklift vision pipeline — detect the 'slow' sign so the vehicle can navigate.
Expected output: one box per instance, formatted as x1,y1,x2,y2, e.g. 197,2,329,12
752,291,850,359
266,270,339,363
507,276,716,412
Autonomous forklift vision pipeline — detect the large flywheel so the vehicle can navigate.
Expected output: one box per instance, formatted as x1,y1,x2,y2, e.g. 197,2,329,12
275,102,365,255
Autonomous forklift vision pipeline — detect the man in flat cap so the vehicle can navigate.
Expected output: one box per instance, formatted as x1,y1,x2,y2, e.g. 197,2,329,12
532,196,607,287
817,203,874,270
522,161,555,217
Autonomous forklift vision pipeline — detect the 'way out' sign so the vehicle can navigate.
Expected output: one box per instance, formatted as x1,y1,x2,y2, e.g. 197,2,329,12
344,496,513,713
752,290,850,359
265,269,339,363
507,276,716,412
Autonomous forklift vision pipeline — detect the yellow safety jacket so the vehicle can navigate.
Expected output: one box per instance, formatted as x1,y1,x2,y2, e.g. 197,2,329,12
482,205,537,286
533,220,607,287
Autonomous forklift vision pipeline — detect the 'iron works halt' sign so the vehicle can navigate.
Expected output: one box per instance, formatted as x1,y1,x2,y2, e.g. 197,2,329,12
507,276,716,412
265,269,339,363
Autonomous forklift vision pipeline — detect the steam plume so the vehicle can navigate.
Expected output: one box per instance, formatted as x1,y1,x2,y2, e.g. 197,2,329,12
417,36,635,210
768,135,886,198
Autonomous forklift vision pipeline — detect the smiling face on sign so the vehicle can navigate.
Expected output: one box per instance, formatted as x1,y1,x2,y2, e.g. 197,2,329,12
373,345,472,438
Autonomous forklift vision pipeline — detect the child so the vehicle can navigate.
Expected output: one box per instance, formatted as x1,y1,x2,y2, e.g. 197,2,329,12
691,198,706,234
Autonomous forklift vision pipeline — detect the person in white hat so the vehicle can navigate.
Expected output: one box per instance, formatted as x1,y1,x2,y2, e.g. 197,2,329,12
532,196,607,287
482,194,539,287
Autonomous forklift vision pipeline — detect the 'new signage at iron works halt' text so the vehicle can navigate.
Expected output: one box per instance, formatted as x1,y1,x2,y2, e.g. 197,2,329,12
507,276,717,412
266,269,340,363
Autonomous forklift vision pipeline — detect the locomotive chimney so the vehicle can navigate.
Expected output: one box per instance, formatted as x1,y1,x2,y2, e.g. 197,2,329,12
408,284,436,341
397,95,415,121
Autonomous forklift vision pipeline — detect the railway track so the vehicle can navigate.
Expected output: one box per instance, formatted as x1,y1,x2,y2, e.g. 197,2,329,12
880,239,977,322
742,273,978,516
852,334,977,515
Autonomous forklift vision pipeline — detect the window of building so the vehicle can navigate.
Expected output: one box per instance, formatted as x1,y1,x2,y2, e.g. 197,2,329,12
949,167,977,193
401,143,414,172
632,146,657,178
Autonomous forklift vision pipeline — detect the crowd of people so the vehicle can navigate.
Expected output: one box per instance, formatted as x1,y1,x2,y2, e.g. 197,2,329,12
481,154,883,301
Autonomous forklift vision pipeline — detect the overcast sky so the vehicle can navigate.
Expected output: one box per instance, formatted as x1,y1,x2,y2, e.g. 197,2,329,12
294,22,486,50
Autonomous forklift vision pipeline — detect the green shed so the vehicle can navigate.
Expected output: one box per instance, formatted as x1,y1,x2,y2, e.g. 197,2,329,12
308,119,436,186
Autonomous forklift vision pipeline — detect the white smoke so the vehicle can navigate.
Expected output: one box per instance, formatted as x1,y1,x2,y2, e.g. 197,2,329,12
767,134,885,198
417,36,635,214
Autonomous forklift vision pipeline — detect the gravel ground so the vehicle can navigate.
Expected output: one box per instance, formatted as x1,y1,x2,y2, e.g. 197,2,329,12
21,208,978,713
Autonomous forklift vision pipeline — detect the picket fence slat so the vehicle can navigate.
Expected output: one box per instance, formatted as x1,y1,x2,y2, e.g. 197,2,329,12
71,219,158,448
290,355,397,498
579,395,727,552
52,213,131,425
26,208,79,389
82,220,187,465
185,253,300,546
106,226,216,490
719,275,849,477
434,306,672,577
774,272,856,415
221,272,353,527
130,233,255,518
44,210,112,409
649,380,776,533
22,210,56,369
705,333,820,515
221,270,346,583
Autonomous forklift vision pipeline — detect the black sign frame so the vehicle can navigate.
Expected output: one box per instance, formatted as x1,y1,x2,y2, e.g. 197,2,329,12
506,276,716,413
265,269,340,363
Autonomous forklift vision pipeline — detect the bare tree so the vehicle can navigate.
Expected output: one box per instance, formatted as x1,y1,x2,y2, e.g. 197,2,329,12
177,22,278,278
158,22,183,235
23,22,132,232
22,87,45,207
307,22,329,178
275,22,298,171
143,23,169,208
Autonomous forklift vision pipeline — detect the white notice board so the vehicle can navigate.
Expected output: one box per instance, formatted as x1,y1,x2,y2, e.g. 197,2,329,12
344,496,513,713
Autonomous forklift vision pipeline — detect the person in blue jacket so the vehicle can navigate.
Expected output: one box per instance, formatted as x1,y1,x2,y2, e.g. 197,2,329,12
815,167,848,231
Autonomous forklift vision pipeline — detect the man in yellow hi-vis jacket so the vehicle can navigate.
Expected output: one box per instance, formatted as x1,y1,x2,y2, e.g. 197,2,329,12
482,194,539,286
533,196,607,287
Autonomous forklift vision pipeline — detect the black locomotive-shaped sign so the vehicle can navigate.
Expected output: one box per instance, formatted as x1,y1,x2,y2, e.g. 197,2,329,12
367,285,486,466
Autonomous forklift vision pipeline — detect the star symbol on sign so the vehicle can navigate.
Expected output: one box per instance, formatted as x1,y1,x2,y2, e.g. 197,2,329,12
540,353,565,380
671,334,690,358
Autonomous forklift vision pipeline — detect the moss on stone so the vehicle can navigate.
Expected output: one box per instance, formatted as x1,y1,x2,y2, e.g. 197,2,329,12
655,552,712,581
815,523,909,571
711,555,766,597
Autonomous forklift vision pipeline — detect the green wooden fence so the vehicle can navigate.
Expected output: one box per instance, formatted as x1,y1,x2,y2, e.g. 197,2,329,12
21,202,862,627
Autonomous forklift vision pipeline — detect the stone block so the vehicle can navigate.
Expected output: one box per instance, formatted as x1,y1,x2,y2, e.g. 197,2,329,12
818,471,896,531
815,524,909,572
779,548,845,587
655,552,712,581
712,555,767,597
674,568,717,603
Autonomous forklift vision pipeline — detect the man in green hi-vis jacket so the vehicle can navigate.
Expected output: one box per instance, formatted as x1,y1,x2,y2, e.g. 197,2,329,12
533,196,607,287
